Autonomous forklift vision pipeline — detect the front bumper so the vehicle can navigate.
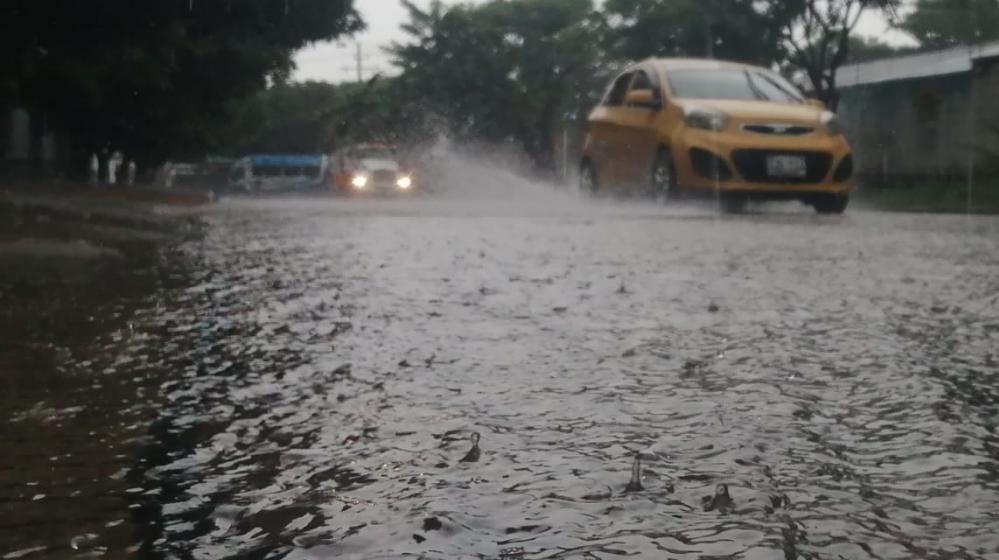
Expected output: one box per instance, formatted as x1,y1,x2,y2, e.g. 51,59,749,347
672,128,853,197
348,181,416,195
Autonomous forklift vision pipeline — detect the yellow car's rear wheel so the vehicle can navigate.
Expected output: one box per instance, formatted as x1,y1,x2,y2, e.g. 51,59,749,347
649,149,677,201
580,160,599,196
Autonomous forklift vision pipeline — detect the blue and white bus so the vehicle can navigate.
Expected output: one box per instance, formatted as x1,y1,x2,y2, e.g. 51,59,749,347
229,154,329,193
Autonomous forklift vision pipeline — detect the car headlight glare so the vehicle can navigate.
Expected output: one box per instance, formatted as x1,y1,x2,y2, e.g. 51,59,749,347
396,176,412,189
821,111,842,135
351,175,368,188
683,106,729,131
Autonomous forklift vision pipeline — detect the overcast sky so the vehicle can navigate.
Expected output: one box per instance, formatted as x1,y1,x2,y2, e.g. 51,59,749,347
292,0,914,83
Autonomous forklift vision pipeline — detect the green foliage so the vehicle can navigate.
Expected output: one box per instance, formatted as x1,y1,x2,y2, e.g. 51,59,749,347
225,75,427,155
227,81,342,155
857,181,999,214
2,0,362,170
388,0,602,171
898,0,999,49
782,0,901,108
5,0,915,173
601,0,792,66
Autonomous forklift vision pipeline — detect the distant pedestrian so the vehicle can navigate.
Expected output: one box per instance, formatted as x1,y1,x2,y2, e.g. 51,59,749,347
89,153,99,186
127,161,137,186
164,162,175,189
108,151,123,184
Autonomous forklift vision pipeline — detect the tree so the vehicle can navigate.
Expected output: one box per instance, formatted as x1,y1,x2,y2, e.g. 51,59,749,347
228,81,343,155
898,0,999,49
388,0,601,172
601,0,794,66
2,0,362,174
782,0,900,109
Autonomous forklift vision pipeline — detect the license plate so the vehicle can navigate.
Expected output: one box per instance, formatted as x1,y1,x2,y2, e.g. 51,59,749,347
766,155,807,178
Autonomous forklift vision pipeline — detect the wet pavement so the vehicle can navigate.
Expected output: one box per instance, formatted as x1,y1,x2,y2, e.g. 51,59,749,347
3,158,999,559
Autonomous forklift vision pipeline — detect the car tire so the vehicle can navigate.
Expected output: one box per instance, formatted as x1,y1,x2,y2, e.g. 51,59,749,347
580,160,599,196
813,194,849,215
649,149,677,202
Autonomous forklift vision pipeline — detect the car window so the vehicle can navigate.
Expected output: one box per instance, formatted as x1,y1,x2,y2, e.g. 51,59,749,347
667,68,804,103
253,166,282,177
630,70,656,93
603,72,634,107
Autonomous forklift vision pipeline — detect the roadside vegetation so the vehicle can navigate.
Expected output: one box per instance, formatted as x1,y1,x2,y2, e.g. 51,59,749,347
226,0,999,186
6,0,999,211
856,181,999,214
2,0,362,172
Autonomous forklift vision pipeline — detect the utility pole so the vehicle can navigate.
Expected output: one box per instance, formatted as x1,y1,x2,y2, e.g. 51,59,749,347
341,42,374,83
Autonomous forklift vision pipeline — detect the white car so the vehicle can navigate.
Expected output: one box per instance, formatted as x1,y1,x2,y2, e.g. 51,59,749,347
331,144,416,195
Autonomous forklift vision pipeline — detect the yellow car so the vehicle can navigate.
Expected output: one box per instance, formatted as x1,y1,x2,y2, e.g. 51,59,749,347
580,58,853,214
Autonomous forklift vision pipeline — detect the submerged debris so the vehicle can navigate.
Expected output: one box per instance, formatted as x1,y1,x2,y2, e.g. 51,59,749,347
703,484,734,513
624,452,644,492
459,432,481,463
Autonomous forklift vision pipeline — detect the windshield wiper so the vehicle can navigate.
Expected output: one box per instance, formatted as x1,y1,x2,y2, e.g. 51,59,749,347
743,70,770,102
758,73,803,103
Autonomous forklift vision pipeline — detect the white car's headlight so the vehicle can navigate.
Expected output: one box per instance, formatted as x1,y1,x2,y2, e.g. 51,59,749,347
351,175,368,188
821,110,842,135
396,176,412,189
683,106,729,131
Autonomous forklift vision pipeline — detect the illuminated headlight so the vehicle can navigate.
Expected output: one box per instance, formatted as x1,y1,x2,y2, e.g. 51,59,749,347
683,106,729,131
351,175,368,189
821,111,842,135
396,176,412,190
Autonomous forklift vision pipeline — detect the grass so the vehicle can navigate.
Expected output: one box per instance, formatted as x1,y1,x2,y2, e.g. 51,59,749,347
854,181,999,214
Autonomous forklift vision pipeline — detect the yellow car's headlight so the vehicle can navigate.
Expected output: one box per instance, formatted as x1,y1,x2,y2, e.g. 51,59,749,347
683,106,729,131
821,110,842,136
351,175,368,189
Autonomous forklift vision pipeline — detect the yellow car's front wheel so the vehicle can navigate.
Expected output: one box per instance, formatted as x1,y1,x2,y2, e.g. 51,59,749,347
812,194,850,215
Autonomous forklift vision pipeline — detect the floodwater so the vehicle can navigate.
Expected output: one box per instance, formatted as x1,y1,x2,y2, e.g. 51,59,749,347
3,155,999,559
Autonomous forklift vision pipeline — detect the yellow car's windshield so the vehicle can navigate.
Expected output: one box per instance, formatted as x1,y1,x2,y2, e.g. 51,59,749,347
668,68,805,103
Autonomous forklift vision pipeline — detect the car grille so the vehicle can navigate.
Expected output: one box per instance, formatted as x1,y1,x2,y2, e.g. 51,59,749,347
372,170,396,183
689,148,733,180
742,124,814,136
731,150,833,184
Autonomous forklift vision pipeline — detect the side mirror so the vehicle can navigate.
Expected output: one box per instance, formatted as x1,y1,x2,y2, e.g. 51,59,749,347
807,98,826,109
624,89,663,110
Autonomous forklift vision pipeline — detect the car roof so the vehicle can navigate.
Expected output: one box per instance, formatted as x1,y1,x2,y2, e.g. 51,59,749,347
636,57,764,73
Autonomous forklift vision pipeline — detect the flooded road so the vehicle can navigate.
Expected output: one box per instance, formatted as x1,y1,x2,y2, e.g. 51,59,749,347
4,166,999,558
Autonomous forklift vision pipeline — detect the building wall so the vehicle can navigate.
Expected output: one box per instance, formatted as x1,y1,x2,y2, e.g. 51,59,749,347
971,57,999,171
839,74,973,183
